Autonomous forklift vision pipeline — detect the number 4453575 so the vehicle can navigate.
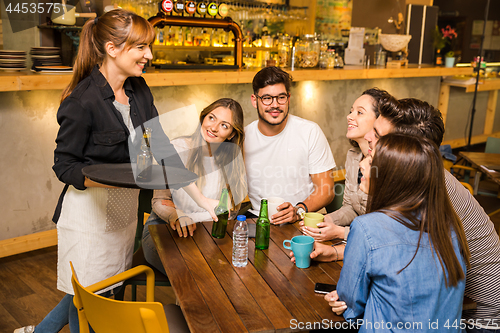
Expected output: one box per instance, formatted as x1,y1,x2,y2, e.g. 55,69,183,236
5,2,59,14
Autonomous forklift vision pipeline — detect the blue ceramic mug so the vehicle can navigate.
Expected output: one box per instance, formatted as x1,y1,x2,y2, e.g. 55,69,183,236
283,235,314,268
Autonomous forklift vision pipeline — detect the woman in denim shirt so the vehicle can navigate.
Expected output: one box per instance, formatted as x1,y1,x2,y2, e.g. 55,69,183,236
327,134,470,332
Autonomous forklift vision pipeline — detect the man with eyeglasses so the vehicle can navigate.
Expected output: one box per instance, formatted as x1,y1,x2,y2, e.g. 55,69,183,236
244,66,336,224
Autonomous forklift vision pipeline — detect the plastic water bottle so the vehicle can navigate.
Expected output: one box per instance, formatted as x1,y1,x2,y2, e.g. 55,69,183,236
232,215,248,267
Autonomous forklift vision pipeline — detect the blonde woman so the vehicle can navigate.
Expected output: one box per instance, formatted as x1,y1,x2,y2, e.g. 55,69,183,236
142,98,246,275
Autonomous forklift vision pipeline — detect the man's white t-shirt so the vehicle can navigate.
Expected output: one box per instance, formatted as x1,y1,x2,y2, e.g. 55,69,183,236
244,115,336,215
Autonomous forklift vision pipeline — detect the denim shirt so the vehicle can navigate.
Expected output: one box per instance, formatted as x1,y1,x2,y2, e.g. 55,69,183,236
338,212,466,332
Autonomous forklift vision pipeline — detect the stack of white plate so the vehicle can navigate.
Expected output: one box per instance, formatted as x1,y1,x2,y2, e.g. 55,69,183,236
30,47,62,67
0,50,27,71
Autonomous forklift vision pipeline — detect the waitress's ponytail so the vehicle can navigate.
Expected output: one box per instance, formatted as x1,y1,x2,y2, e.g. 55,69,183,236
61,18,101,102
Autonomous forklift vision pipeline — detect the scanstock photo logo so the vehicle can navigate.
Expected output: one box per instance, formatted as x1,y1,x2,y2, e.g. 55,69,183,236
2,0,79,33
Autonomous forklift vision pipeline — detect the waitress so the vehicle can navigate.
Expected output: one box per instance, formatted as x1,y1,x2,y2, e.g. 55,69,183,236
15,9,216,333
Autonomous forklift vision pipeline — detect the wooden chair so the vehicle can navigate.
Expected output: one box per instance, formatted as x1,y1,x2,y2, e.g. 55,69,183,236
445,153,499,217
451,137,500,196
70,262,189,333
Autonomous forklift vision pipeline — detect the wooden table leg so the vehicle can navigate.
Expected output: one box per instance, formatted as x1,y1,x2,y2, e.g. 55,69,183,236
473,171,482,195
484,89,498,135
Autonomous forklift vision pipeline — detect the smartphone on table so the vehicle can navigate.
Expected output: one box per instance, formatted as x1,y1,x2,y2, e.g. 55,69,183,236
314,283,336,294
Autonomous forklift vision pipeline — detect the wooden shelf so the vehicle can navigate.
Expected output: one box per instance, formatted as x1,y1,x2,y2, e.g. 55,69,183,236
443,79,500,93
152,45,278,52
0,65,472,92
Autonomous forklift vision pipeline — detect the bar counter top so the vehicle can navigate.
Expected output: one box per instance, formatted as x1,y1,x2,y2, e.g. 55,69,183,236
0,65,472,92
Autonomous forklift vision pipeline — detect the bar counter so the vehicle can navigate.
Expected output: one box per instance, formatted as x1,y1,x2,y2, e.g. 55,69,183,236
0,65,472,92
0,62,491,252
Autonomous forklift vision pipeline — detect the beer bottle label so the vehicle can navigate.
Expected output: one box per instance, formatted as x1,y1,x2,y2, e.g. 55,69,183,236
218,3,228,17
197,2,207,15
207,2,218,16
186,1,196,15
161,0,173,13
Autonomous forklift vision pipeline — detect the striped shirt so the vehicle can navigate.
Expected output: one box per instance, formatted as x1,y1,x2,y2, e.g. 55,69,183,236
445,170,500,328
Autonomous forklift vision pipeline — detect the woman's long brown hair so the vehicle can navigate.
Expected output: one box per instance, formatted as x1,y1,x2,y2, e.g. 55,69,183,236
367,133,470,287
186,98,246,204
61,9,155,102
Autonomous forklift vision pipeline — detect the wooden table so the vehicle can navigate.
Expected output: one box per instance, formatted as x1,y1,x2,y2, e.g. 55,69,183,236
149,219,344,333
439,79,500,148
459,152,500,194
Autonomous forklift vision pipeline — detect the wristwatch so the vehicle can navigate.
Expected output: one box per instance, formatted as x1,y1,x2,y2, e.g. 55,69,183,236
295,206,306,220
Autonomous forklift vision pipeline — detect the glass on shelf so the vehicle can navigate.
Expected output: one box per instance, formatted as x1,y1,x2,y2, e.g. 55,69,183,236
295,34,319,68
277,35,291,67
202,29,211,47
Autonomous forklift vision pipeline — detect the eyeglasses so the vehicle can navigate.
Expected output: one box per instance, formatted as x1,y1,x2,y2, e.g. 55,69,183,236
255,93,289,106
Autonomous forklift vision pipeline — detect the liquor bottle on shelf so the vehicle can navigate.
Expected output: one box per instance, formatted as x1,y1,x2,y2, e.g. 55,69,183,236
255,199,270,250
165,26,173,46
185,27,193,46
212,188,229,239
435,49,443,66
202,29,211,47
174,26,184,46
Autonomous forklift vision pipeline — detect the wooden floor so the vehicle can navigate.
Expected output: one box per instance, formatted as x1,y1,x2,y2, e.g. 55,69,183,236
0,246,176,333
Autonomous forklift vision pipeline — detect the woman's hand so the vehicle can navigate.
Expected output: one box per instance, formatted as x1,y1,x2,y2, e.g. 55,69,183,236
290,241,344,263
300,220,345,241
169,216,196,237
182,183,218,221
198,197,219,221
325,290,347,315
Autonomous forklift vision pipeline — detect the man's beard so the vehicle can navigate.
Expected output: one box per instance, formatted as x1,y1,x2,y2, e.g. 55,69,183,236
257,104,289,126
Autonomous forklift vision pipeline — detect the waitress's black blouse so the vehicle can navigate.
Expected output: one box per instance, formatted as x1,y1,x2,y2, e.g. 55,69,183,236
52,66,185,222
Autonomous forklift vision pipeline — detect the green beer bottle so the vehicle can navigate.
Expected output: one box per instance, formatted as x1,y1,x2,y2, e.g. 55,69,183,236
212,188,229,239
255,199,270,250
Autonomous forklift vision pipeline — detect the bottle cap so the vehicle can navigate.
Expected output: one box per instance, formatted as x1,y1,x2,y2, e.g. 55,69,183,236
237,215,247,221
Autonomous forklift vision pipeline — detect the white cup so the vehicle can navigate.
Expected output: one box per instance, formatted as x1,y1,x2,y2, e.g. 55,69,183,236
268,197,285,220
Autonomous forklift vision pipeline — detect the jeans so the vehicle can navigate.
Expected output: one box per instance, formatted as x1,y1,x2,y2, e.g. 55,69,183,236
35,294,80,333
35,288,119,332
142,211,167,276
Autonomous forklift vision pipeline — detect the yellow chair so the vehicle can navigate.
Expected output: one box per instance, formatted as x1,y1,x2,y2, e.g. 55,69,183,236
445,157,499,217
443,159,475,195
70,262,189,333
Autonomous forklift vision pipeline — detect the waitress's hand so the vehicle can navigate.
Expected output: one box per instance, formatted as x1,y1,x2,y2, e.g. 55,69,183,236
170,216,196,237
300,220,344,241
325,290,347,315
